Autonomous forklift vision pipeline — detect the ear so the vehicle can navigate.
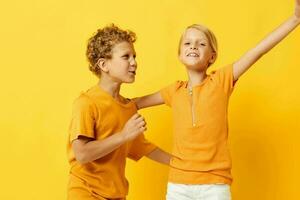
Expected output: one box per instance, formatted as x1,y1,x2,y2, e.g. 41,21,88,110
96,58,109,73
178,51,183,62
209,52,217,64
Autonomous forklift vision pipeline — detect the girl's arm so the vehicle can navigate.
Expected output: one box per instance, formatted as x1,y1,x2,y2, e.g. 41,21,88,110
233,0,300,81
133,91,164,110
72,113,146,164
146,147,171,165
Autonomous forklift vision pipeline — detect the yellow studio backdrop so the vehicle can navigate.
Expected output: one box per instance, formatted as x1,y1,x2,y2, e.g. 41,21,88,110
0,0,299,199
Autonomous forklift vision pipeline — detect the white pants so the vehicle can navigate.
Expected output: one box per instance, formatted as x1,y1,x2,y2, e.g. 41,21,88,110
166,183,231,200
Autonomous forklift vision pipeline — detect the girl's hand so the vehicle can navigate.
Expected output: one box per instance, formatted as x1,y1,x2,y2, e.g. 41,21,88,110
233,1,300,81
295,0,300,19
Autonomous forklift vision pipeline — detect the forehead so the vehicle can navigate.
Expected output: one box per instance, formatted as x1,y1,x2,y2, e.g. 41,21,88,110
182,28,208,41
111,41,135,54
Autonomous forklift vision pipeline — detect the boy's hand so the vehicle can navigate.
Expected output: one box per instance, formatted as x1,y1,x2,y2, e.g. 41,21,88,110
295,0,300,19
120,113,147,141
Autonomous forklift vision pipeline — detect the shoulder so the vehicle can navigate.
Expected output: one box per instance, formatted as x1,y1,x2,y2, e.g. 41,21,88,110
72,86,101,110
73,93,95,109
209,64,234,76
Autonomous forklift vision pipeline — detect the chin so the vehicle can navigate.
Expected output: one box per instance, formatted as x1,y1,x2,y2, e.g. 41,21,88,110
186,63,206,71
124,78,135,83
182,59,200,66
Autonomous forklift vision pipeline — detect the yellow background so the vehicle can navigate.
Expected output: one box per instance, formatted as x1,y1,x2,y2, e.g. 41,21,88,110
1,0,300,199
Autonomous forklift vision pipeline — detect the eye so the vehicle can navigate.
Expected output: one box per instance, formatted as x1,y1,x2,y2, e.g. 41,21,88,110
122,54,129,59
133,54,136,59
184,42,190,45
200,43,206,46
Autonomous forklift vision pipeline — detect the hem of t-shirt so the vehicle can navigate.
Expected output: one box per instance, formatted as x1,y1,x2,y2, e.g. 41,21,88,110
91,191,127,199
160,89,171,107
167,180,232,186
167,166,233,185
69,172,128,199
168,176,232,185
69,130,95,142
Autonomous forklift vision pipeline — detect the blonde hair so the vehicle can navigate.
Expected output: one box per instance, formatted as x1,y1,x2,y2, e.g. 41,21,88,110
178,24,218,66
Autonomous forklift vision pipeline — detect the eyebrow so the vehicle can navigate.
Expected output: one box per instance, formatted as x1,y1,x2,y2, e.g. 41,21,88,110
120,51,136,56
183,38,208,42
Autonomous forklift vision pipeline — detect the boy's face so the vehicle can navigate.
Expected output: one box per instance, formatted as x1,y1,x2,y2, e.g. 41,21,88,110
105,41,137,83
179,28,215,71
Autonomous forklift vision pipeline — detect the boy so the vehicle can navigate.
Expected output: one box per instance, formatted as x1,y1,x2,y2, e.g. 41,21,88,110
67,24,171,200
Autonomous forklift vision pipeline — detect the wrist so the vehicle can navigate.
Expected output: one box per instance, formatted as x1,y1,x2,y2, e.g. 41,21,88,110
289,15,300,26
294,12,300,23
118,131,129,143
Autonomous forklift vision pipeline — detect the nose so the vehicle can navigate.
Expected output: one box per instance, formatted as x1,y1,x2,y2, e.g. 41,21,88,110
190,45,198,50
130,57,137,67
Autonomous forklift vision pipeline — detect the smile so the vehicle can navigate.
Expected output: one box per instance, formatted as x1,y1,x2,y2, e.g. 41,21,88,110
187,53,199,57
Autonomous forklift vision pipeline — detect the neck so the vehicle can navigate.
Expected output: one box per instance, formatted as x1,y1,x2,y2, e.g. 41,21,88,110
98,75,121,98
186,69,207,88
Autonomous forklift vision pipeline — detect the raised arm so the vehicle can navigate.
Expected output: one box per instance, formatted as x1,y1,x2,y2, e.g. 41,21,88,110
233,0,300,81
133,91,164,110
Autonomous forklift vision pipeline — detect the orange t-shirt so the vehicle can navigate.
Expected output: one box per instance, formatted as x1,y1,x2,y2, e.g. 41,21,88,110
67,85,156,199
160,64,236,185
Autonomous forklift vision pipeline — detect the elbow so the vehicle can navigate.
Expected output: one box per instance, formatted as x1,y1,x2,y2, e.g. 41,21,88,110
72,138,94,164
75,151,91,165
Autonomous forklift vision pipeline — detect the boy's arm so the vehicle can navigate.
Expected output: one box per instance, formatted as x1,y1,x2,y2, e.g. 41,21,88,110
146,147,171,165
133,91,164,110
72,113,146,164
233,0,300,81
72,134,128,164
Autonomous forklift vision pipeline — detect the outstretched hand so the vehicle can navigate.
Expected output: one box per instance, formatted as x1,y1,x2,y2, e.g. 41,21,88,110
295,0,300,19
232,0,300,81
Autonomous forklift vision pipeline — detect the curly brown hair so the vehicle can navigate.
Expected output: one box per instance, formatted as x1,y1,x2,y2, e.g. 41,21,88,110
86,24,136,78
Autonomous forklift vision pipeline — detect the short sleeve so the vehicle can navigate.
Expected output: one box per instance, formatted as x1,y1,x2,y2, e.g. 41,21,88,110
127,134,157,161
160,81,182,107
212,64,236,96
68,95,98,142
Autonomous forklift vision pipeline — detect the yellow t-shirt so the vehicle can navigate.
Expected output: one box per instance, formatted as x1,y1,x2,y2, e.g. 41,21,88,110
67,85,156,199
160,64,236,185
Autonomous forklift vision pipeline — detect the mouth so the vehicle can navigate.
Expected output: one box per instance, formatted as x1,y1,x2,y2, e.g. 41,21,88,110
128,70,136,75
186,52,199,57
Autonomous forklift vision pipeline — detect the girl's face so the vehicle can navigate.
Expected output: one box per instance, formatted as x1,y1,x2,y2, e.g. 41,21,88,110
179,28,215,71
105,41,137,83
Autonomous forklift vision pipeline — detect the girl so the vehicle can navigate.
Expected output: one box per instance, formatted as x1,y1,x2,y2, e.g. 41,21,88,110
134,1,300,199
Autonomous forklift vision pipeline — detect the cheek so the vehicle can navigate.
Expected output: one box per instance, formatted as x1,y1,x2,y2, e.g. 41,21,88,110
178,54,185,63
201,49,211,57
115,58,126,65
179,50,186,60
117,61,129,73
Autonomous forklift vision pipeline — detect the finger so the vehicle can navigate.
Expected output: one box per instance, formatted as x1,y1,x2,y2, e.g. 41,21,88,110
137,121,146,128
139,126,146,132
130,113,141,120
134,116,145,123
